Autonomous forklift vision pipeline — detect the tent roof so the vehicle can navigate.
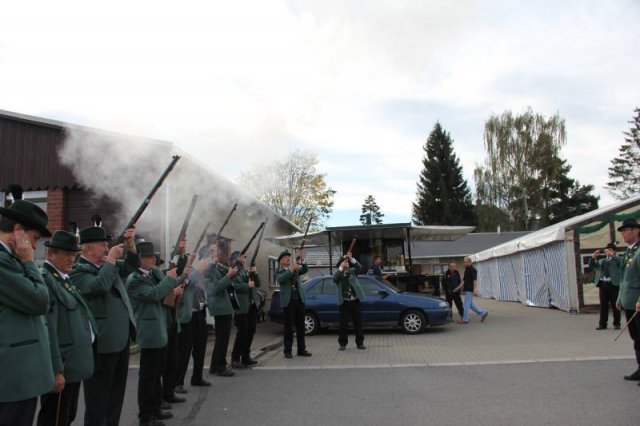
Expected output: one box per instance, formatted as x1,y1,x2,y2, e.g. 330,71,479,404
266,223,475,248
471,195,640,262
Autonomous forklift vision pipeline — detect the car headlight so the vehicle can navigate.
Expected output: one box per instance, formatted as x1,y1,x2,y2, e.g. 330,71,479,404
438,301,449,308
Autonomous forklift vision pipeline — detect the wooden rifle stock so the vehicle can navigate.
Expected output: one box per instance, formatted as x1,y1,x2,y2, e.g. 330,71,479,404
169,194,198,264
114,155,181,244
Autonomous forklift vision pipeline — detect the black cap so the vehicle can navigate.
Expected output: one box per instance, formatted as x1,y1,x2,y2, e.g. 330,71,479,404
0,200,51,237
136,241,155,257
277,250,291,262
79,226,111,244
230,250,242,262
617,218,640,231
605,242,617,250
44,230,81,251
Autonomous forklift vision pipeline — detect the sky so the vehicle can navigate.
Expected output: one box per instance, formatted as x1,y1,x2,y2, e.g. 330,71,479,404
1,0,639,227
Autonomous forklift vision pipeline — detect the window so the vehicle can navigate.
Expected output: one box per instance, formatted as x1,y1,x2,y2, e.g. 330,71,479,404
305,279,323,295
321,279,337,295
359,278,382,295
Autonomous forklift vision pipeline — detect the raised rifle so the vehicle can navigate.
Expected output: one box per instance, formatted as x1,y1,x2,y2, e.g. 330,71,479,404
164,219,212,308
250,217,268,271
213,203,237,246
169,194,198,266
345,235,358,258
296,216,313,258
114,155,181,244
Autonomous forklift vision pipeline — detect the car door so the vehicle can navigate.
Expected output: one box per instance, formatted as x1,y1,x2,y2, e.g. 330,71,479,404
359,277,399,325
308,278,339,325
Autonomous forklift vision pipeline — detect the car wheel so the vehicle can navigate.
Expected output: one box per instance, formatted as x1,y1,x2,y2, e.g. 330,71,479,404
304,311,320,335
401,309,426,334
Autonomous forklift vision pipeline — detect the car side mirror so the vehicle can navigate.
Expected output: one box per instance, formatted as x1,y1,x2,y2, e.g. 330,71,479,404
378,290,389,298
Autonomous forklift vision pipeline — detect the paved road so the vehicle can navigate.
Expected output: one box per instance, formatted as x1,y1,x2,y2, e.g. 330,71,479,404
73,299,638,425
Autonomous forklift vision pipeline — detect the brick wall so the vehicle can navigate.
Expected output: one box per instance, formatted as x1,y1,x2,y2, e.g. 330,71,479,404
47,188,66,233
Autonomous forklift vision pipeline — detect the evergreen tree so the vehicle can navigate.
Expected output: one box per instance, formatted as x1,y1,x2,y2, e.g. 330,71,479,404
548,157,599,224
412,122,475,225
606,108,640,199
360,195,384,225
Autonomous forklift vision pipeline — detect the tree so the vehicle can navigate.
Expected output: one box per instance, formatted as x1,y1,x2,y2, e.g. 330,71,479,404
474,108,566,230
412,122,475,226
238,150,336,229
547,157,599,224
606,108,640,199
360,195,384,225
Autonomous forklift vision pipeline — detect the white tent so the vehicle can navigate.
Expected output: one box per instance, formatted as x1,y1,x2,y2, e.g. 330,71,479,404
470,195,640,313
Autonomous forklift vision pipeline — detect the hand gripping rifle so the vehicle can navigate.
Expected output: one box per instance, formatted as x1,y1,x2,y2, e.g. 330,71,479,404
169,194,198,267
114,155,181,244
165,219,212,308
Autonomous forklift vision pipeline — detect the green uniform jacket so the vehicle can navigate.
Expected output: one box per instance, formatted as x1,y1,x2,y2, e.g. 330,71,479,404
177,272,196,324
0,246,54,403
41,262,96,384
618,244,640,310
276,262,309,307
72,254,138,354
589,256,622,286
232,269,251,314
249,273,262,307
204,264,238,316
127,268,178,349
333,267,365,305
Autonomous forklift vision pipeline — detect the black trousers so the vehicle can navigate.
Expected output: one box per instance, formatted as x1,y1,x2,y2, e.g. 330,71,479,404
232,313,249,362
210,314,232,373
37,381,81,426
83,345,130,426
138,346,167,422
283,298,306,354
191,310,208,382
246,303,258,359
598,282,621,327
0,397,37,426
162,316,179,399
624,309,640,353
176,318,194,387
339,299,364,347
446,290,464,318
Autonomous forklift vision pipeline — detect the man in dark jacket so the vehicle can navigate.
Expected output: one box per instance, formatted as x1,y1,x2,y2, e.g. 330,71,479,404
443,262,464,321
334,254,366,350
38,231,96,426
589,243,622,330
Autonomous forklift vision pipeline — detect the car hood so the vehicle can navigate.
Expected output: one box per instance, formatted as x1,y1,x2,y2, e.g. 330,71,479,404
396,291,443,302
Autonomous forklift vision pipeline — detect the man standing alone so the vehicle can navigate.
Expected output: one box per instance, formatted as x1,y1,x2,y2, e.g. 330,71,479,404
589,243,622,330
615,218,640,384
457,257,488,324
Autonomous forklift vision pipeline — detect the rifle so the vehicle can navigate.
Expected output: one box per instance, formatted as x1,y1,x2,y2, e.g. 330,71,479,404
250,218,268,269
164,219,212,308
114,155,181,244
345,235,358,258
213,203,237,245
169,194,198,265
296,216,313,261
231,221,265,268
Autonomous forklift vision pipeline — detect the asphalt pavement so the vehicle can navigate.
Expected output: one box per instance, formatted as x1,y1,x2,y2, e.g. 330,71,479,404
76,297,638,426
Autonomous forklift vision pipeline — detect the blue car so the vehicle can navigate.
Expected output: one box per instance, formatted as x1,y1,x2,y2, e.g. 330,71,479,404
268,275,451,335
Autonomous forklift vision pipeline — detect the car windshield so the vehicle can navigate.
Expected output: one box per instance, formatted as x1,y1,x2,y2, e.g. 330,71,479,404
359,275,400,293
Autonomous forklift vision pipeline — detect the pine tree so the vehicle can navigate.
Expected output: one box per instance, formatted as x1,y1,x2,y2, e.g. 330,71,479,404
412,122,475,225
360,195,384,225
606,108,640,199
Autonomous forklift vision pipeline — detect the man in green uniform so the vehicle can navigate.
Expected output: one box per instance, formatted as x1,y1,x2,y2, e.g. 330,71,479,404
276,250,312,358
0,199,53,426
127,241,180,426
615,218,640,385
37,230,97,426
589,243,622,330
71,226,138,426
204,245,238,377
230,251,258,368
334,254,366,350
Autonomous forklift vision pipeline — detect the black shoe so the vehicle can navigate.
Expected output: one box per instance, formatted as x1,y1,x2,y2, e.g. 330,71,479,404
614,324,621,330
596,325,607,330
154,410,174,420
160,401,172,410
284,352,293,359
339,345,346,351
624,369,640,381
297,350,312,357
174,385,188,394
215,368,235,377
243,358,258,366
140,419,165,426
191,379,211,387
357,345,367,350
232,360,247,369
164,395,186,404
